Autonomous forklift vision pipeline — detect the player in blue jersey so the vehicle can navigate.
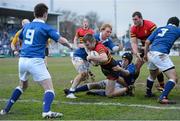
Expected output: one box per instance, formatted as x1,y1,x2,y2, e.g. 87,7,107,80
65,23,122,98
67,19,95,99
94,24,122,53
64,52,136,97
143,17,180,104
0,3,73,118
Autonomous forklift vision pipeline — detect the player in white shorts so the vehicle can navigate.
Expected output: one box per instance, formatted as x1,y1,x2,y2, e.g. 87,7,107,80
0,3,73,118
144,16,180,104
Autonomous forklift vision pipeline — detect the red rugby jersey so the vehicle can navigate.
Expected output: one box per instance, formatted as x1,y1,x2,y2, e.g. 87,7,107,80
93,42,112,65
76,28,94,43
130,20,156,44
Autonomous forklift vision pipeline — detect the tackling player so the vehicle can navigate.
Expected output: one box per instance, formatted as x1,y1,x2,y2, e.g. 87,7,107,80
66,18,94,98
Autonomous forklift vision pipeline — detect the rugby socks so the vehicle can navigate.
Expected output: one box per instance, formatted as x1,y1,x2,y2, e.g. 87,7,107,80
75,85,89,93
4,86,23,112
146,77,154,95
157,73,165,88
43,90,55,112
159,80,175,100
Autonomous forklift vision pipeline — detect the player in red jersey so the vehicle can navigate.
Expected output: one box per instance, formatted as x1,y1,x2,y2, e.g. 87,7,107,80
83,34,125,97
73,18,94,48
130,11,164,97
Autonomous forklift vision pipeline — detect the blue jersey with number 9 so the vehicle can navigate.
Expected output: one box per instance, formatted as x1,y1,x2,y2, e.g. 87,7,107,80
19,19,60,58
148,24,180,54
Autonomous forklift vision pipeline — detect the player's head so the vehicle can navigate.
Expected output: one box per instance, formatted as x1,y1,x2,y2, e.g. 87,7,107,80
100,23,112,38
122,52,133,65
83,34,96,50
21,19,30,27
132,11,143,26
82,18,89,29
167,17,179,27
34,3,48,21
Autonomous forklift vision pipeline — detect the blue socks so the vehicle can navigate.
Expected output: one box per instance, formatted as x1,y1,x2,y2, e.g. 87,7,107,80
75,85,89,93
146,77,154,95
43,90,55,112
159,80,175,100
4,87,23,112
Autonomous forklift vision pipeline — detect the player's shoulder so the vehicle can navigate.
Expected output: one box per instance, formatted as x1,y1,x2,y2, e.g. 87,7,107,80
144,20,156,26
130,25,136,31
94,33,100,40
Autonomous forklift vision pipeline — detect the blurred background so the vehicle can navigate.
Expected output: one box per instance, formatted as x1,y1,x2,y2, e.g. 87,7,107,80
0,0,179,57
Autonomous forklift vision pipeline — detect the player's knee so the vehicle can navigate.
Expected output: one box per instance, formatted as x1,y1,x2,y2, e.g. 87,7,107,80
80,72,88,79
20,81,28,91
174,76,178,83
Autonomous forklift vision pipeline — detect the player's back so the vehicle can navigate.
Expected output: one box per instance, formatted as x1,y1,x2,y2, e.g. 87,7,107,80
149,24,180,54
19,19,60,58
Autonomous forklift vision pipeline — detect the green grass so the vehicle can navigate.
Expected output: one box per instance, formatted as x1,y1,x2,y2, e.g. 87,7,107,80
0,56,180,120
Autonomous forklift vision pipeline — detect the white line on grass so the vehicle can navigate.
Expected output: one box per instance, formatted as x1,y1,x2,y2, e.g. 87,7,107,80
0,98,180,110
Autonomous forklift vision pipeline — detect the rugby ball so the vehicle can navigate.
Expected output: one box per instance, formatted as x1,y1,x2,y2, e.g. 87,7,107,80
89,51,100,66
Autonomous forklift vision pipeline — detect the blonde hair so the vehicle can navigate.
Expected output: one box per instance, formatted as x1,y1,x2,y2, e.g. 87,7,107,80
22,19,30,26
100,23,112,31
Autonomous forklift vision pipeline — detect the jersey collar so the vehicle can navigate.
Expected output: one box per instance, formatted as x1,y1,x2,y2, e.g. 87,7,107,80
33,19,45,23
168,24,176,27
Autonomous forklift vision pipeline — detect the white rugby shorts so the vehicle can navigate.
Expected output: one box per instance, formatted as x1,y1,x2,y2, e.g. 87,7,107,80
147,51,174,72
71,56,90,73
19,57,51,81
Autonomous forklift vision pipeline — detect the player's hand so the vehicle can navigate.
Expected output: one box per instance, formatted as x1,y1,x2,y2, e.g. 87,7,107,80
69,43,77,50
14,50,19,56
118,44,123,51
112,65,122,71
87,55,92,61
135,53,143,62
143,54,148,62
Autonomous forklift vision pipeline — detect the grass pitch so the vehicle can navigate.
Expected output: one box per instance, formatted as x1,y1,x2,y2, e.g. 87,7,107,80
0,56,180,120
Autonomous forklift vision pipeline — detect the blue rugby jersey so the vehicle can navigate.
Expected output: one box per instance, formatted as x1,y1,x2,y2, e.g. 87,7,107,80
148,24,180,54
19,19,60,58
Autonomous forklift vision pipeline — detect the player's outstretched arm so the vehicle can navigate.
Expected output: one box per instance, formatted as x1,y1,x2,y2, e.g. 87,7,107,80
58,37,73,50
112,65,130,76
